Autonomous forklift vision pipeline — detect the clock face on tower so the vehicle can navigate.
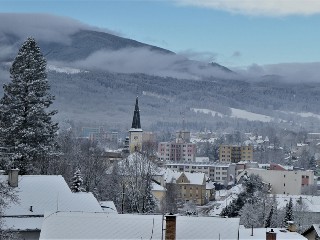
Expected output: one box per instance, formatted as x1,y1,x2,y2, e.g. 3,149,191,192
134,136,138,140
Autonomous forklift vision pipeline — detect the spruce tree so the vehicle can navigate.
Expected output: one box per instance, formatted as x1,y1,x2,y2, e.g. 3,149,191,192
265,205,273,228
284,197,294,225
71,168,84,193
0,37,58,174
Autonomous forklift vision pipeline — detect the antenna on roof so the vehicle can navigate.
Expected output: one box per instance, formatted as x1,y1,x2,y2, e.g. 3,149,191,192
180,111,185,131
56,192,59,211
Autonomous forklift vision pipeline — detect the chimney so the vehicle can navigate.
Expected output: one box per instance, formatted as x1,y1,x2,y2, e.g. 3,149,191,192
8,169,19,187
165,214,176,240
287,221,297,232
266,229,277,240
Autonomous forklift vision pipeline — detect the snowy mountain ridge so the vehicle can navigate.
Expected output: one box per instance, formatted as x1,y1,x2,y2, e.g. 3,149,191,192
1,13,320,132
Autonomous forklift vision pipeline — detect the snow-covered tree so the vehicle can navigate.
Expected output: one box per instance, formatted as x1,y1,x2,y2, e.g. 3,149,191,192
265,205,274,228
0,37,58,174
0,178,19,239
116,152,157,213
71,168,84,193
284,197,294,225
239,202,261,228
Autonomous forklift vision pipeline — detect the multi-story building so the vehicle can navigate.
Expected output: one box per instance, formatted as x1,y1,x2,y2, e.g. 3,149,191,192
219,145,253,163
165,162,236,185
158,130,196,162
175,172,207,205
236,168,314,195
153,168,215,205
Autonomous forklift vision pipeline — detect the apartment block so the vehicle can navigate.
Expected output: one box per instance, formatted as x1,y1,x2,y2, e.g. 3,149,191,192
165,162,236,185
158,142,196,162
237,168,314,195
219,145,253,163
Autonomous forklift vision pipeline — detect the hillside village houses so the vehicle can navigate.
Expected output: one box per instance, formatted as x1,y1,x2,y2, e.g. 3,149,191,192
0,96,314,240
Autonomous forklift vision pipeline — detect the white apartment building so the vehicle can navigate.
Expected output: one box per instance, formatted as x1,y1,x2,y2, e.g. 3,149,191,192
237,168,314,195
165,162,236,184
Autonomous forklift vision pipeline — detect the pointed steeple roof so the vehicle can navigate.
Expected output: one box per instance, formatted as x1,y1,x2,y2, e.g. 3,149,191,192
131,96,141,129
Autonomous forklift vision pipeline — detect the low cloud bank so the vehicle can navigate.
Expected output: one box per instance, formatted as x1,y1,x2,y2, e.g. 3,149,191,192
235,62,320,82
174,0,320,16
61,47,234,80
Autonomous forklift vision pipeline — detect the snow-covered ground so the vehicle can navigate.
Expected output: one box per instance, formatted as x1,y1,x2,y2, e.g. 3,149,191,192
280,110,320,121
230,108,273,122
207,185,244,217
192,108,274,122
192,108,224,118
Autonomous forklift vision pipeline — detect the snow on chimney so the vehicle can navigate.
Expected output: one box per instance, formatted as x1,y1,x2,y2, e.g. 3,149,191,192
165,214,176,240
266,229,277,240
8,168,19,187
287,221,297,232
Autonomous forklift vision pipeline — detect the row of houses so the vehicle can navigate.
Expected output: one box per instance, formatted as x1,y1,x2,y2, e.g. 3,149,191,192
0,169,309,240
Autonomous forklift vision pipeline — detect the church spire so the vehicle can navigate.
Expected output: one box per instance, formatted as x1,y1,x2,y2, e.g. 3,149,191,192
131,96,141,129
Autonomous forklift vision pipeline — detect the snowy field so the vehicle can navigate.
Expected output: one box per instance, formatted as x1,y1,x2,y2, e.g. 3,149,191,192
192,108,274,122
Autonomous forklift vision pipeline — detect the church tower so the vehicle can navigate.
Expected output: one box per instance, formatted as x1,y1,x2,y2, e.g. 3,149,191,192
129,96,143,153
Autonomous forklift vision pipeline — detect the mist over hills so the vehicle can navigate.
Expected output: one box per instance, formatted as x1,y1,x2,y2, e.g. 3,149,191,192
1,13,320,133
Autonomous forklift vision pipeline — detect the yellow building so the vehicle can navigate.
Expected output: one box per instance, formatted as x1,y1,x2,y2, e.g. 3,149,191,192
176,172,207,205
219,145,253,163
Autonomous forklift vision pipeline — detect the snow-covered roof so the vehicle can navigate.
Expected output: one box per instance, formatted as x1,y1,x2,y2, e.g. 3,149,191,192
2,216,43,231
161,168,182,183
206,181,215,190
0,175,102,232
239,226,306,240
297,143,308,147
274,194,320,212
99,201,118,214
303,224,320,237
195,157,210,162
40,212,240,240
165,162,230,167
191,137,216,144
0,175,102,216
152,182,166,191
182,172,206,185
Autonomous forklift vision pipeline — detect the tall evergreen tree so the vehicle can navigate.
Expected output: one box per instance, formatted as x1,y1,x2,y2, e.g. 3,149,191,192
0,37,58,174
284,197,294,225
265,205,274,228
71,168,84,193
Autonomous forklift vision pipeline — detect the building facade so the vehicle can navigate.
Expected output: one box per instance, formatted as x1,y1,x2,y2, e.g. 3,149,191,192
237,168,314,195
219,145,253,163
175,172,207,205
165,162,236,185
158,142,196,162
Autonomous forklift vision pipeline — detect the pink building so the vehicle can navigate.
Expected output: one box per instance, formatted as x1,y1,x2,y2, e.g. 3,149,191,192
158,142,196,162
